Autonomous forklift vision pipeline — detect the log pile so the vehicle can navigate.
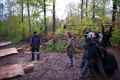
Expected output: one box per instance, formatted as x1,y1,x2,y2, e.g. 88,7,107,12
0,64,24,80
0,63,34,80
0,48,18,58
0,41,12,47
0,42,34,80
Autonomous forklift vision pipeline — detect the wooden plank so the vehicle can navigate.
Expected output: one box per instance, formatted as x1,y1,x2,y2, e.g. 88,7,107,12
0,48,18,58
0,64,24,80
0,41,12,47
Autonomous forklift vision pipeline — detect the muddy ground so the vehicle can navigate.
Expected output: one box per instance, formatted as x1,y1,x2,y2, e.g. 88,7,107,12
0,47,120,80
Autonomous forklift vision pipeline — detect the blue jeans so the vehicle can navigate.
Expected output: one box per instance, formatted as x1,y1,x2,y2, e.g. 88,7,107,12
68,54,74,66
32,48,40,60
67,46,75,66
80,50,88,69
80,56,105,76
80,49,105,75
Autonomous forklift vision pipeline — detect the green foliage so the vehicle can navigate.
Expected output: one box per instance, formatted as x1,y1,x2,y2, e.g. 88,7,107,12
1,0,120,48
0,19,26,42
6,16,24,42
56,23,65,34
47,40,67,52
0,21,6,37
112,27,120,44
101,16,110,24
57,17,99,35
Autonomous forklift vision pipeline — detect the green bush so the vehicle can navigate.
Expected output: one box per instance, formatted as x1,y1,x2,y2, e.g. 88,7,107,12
112,27,120,44
47,40,67,52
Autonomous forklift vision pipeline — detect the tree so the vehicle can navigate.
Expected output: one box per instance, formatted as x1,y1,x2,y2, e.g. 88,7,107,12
21,0,24,22
85,0,88,17
19,0,24,38
112,0,117,27
92,0,95,20
53,0,56,33
27,0,32,34
118,0,120,25
0,3,4,21
102,0,106,16
44,0,47,35
66,3,78,24
81,0,84,20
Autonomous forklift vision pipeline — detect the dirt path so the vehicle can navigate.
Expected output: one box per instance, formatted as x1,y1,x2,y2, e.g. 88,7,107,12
0,48,120,80
0,52,82,80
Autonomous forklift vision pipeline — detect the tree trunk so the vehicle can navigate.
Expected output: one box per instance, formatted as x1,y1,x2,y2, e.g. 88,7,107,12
27,0,32,34
86,0,88,17
118,1,120,26
53,0,56,33
21,0,24,22
21,0,25,39
81,0,84,20
44,0,47,35
92,0,95,20
6,0,12,36
52,0,56,48
112,0,117,27
103,0,106,16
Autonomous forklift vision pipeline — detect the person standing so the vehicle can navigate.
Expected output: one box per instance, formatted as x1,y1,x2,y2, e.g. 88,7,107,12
65,32,76,67
80,32,104,77
30,32,41,61
101,26,112,48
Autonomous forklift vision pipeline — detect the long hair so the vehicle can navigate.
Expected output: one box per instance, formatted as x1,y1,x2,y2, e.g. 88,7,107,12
67,32,72,38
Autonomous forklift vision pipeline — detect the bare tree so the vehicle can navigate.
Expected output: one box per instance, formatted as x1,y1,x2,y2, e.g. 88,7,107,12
92,0,95,20
21,0,24,22
0,3,4,20
112,0,117,27
81,0,84,20
85,0,88,17
27,0,32,34
53,0,56,33
44,0,47,35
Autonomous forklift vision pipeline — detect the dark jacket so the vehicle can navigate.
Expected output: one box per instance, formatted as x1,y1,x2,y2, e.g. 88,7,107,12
31,35,41,49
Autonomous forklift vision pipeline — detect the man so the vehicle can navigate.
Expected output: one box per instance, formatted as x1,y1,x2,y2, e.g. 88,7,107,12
80,32,104,77
30,32,41,61
101,26,112,48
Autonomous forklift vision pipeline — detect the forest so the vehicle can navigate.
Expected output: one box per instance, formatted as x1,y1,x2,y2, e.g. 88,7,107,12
0,0,120,80
0,0,120,52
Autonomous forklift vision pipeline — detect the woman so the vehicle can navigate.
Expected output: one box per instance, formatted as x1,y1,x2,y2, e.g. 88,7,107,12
65,32,76,67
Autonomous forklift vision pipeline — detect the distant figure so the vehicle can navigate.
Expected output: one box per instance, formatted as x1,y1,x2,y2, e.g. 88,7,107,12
101,26,112,47
30,32,41,61
66,32,76,67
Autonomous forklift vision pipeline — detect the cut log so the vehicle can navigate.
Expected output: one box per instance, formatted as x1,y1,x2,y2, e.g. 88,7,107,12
0,48,18,58
17,44,31,53
0,41,12,47
17,48,24,53
0,64,24,80
23,63,34,73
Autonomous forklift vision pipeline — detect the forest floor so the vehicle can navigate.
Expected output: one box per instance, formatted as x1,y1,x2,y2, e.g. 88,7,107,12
0,45,120,80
